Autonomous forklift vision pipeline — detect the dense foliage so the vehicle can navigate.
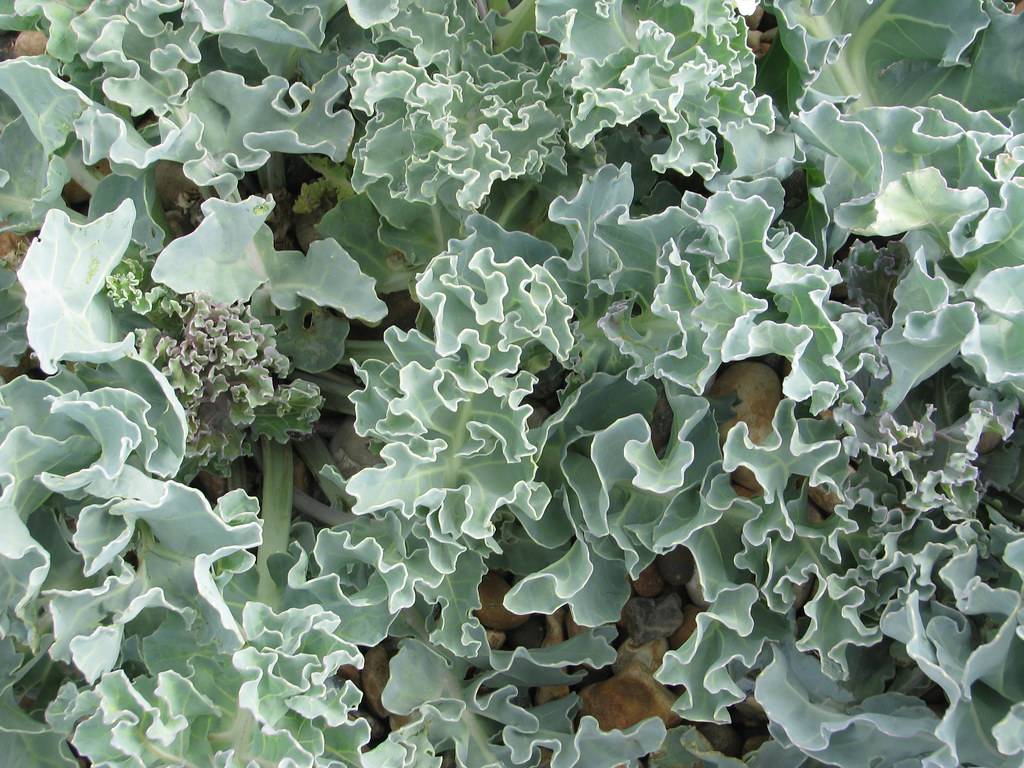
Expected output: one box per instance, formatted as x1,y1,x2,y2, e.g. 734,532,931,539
1,1,1023,766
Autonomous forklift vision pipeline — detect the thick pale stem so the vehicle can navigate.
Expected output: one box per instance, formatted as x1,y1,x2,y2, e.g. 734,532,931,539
258,153,287,194
294,434,348,507
64,152,102,195
256,438,294,605
296,371,359,414
293,490,355,527
345,339,394,367
229,459,248,493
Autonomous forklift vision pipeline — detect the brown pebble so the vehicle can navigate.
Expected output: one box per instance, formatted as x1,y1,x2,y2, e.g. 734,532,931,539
807,465,852,513
670,604,702,648
732,482,761,499
13,30,47,57
613,638,667,675
655,547,695,587
755,28,776,58
710,362,782,493
361,646,390,719
733,472,764,494
475,571,529,630
338,664,361,685
733,694,767,727
807,483,839,513
506,615,545,649
486,629,506,650
543,609,566,646
579,663,681,731
631,563,665,597
710,362,782,444
807,504,826,524
63,179,90,205
534,684,571,706
576,665,614,689
565,611,587,639
389,713,413,730
0,232,26,268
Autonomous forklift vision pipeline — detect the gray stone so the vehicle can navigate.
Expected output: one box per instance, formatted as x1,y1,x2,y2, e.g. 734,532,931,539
621,592,684,644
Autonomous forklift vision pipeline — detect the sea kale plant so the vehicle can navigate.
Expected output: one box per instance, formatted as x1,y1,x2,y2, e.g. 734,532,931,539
0,1,1023,766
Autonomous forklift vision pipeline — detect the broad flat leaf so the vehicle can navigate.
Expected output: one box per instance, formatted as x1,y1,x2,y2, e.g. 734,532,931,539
0,116,69,231
88,170,166,255
153,196,386,320
264,238,387,322
756,643,944,768
151,196,276,303
0,59,89,153
837,167,989,238
17,201,137,374
0,268,27,368
180,69,355,191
